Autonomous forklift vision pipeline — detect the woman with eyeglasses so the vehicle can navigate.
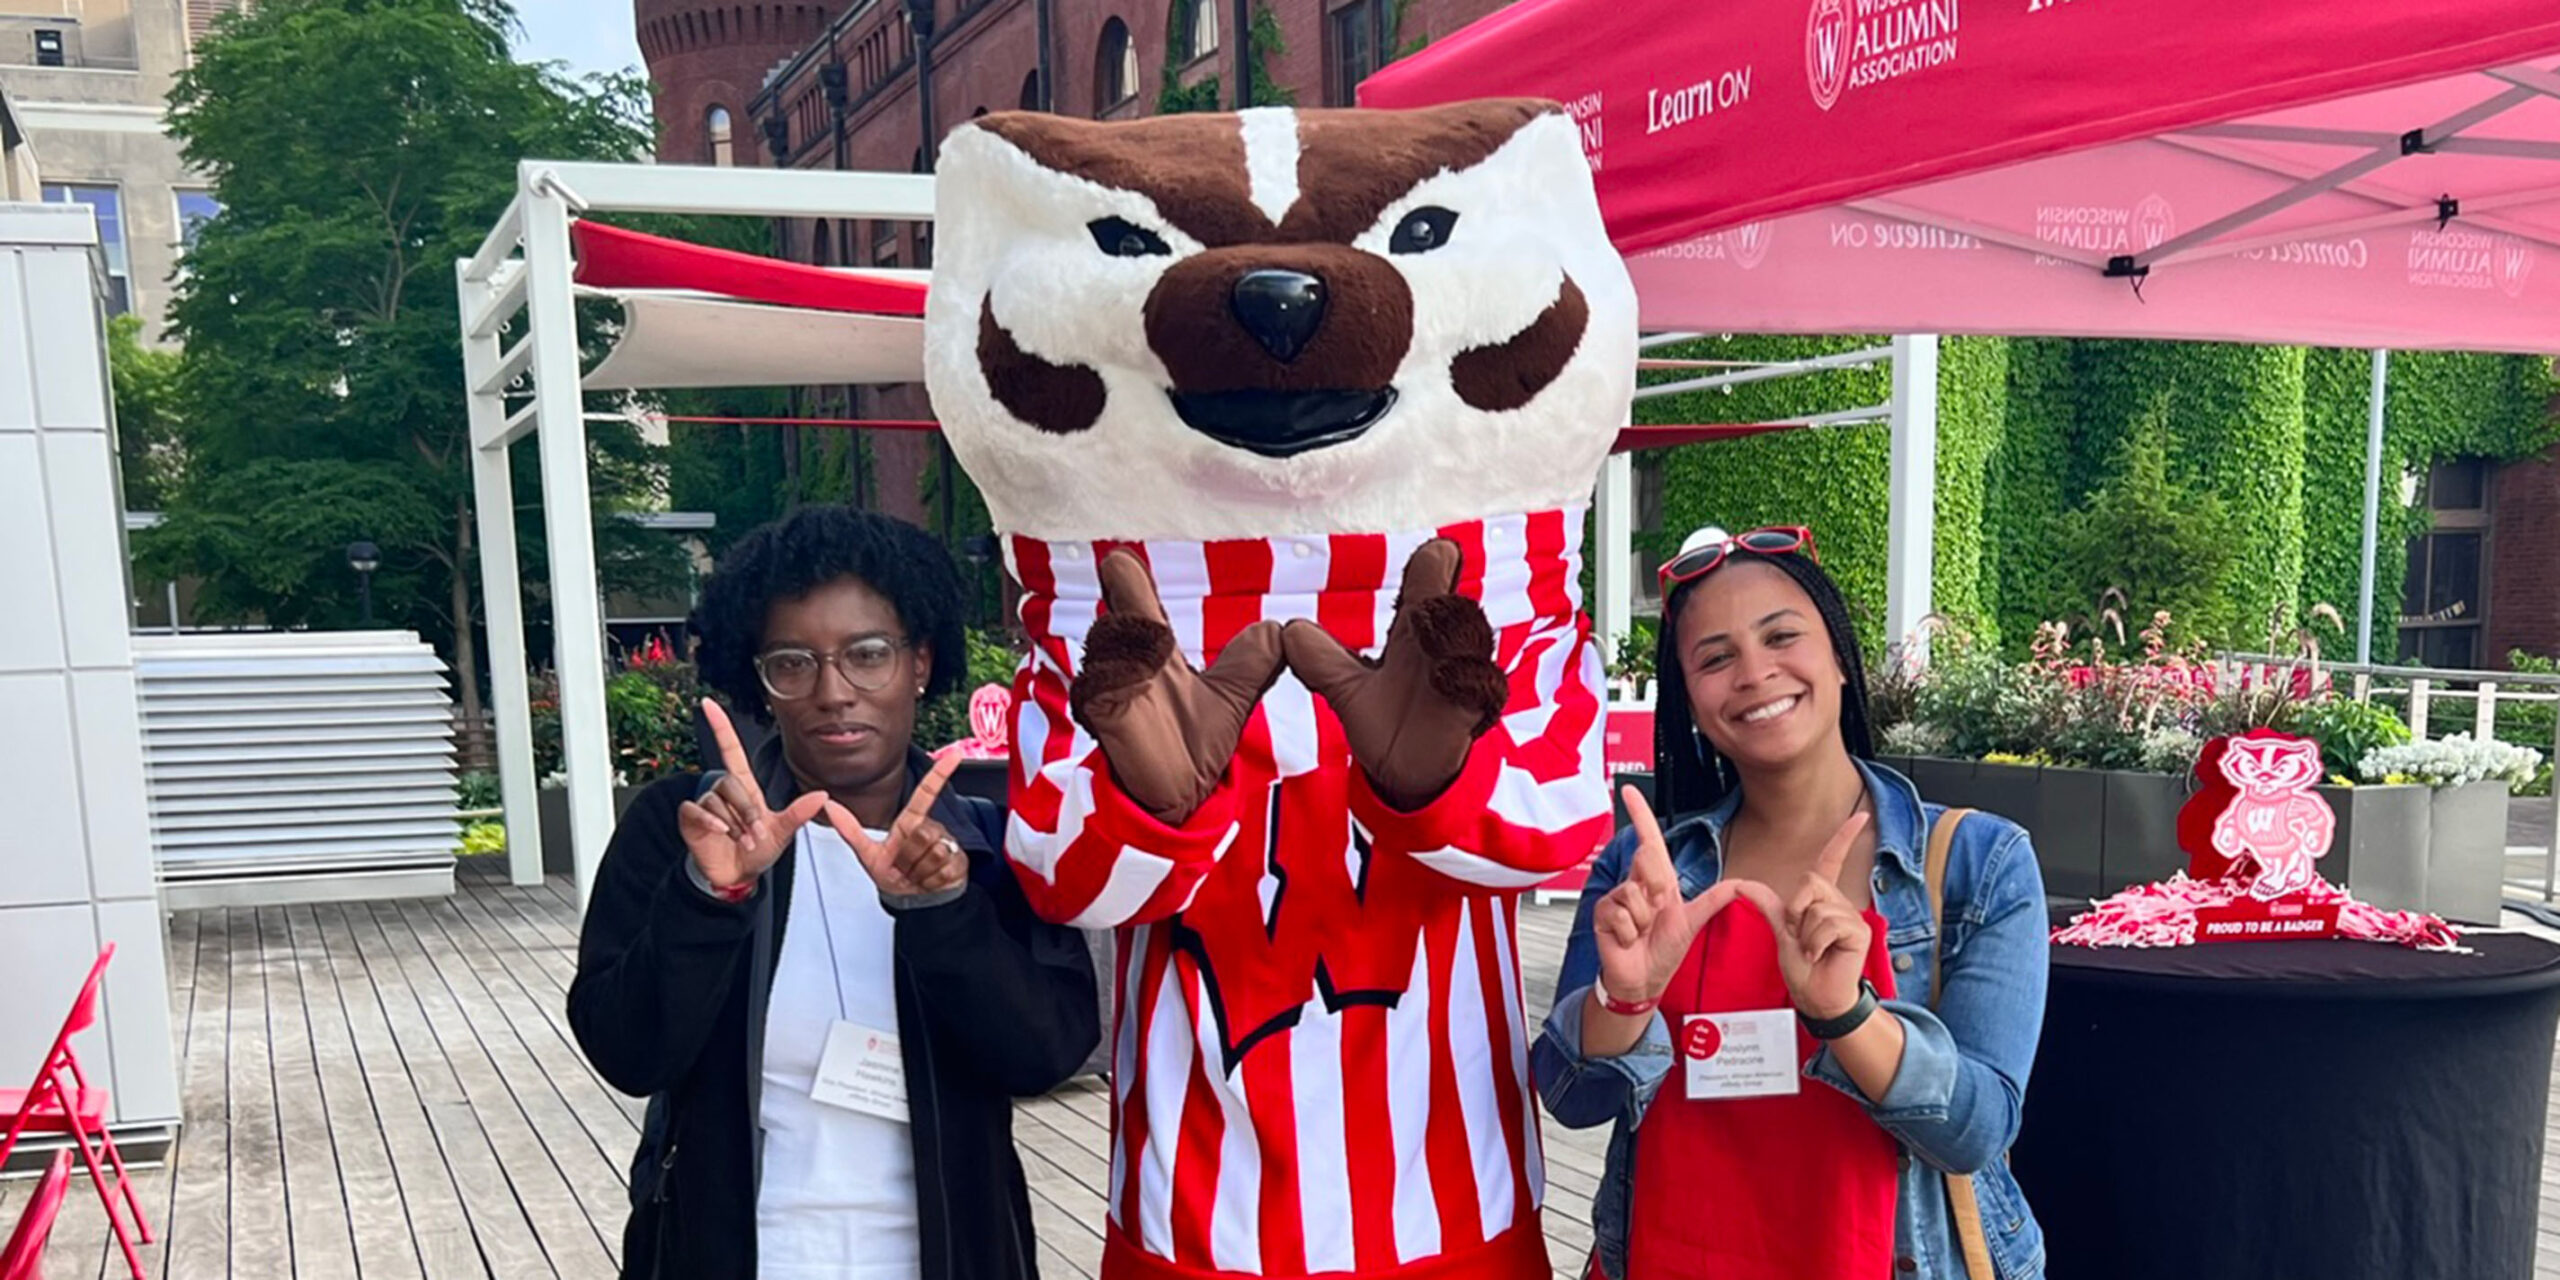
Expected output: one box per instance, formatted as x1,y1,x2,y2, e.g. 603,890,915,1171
569,506,1099,1280
1535,526,2049,1280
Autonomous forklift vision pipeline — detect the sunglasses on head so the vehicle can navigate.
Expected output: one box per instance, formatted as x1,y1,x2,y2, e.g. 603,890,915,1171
1657,525,1818,590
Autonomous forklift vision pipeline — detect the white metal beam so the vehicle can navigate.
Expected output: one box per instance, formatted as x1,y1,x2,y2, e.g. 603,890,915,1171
456,260,545,888
2134,84,2541,269
2356,349,2390,666
2487,62,2560,103
2156,136,2560,258
465,263,527,341
1595,452,1633,674
465,193,524,285
476,334,533,398
521,159,936,222
521,185,618,908
1631,344,1892,401
1884,336,1939,658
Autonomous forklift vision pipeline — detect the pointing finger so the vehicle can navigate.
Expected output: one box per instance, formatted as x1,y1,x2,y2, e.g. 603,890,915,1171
1624,786,1674,887
702,698,754,781
897,752,962,830
824,800,890,875
1814,810,1871,886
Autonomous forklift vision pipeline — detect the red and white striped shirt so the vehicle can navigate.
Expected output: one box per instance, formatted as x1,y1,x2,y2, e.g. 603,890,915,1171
1001,509,1611,1280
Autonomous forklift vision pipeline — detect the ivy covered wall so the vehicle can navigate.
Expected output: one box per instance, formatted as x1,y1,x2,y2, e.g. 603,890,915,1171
1640,335,2005,655
1637,335,2553,662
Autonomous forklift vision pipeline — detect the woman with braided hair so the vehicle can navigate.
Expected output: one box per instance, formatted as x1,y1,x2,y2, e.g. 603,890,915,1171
1535,525,2051,1280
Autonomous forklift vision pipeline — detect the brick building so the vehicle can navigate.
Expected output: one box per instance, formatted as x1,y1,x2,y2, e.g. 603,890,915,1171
2485,443,2560,666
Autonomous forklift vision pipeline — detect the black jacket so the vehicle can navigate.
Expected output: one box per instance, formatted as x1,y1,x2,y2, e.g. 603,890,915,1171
567,740,1100,1280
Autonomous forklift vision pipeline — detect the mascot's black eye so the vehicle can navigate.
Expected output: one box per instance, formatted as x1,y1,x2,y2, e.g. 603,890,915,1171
1389,207,1459,254
1089,216,1173,258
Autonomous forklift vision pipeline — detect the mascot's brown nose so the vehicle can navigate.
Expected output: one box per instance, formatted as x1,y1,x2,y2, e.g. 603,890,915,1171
1230,270,1328,363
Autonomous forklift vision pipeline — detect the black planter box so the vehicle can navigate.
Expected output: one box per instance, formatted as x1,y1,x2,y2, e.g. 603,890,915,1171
537,783,648,877
2100,770,2190,894
2030,767,2108,903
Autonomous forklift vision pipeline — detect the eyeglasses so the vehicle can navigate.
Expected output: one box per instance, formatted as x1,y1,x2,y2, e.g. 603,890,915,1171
754,637,912,700
1657,525,1818,590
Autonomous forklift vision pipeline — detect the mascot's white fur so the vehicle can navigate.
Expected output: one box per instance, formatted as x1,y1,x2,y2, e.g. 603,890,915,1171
925,100,1634,1280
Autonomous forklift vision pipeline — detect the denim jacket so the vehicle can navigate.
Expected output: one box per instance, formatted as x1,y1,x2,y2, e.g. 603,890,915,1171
1534,760,2049,1280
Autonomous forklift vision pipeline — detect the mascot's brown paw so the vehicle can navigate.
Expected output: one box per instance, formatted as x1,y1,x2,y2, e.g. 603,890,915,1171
1071,612,1177,725
1404,593,1508,739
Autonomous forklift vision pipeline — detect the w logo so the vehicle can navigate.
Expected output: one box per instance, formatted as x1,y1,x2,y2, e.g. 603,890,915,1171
2134,195,2177,253
1725,221,1773,270
2500,237,2534,298
1806,0,1850,111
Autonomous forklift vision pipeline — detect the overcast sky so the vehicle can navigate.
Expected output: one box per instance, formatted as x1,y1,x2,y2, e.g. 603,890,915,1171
512,0,646,84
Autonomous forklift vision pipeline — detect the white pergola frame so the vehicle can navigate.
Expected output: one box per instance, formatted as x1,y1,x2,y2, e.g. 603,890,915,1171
456,157,1945,906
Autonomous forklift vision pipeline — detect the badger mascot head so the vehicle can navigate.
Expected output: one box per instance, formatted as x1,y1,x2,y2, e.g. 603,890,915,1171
923,103,1635,1280
924,99,1636,540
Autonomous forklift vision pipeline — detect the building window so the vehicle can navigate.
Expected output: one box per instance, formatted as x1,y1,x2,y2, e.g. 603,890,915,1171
812,218,832,267
706,105,734,166
174,189,221,253
1328,0,1393,106
1021,69,1042,110
2399,457,2491,670
1096,18,1138,113
42,184,129,316
1179,0,1219,61
872,219,900,270
33,28,65,66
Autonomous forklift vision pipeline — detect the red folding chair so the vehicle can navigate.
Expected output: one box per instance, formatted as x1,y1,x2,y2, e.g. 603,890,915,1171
0,1150,74,1280
0,946,150,1280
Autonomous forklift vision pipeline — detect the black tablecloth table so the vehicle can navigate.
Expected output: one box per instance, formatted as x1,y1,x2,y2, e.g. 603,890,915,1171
2011,930,2560,1280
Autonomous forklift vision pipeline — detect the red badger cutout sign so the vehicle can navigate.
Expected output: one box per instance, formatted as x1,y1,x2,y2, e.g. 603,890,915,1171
2178,729,2343,940
923,101,1634,1280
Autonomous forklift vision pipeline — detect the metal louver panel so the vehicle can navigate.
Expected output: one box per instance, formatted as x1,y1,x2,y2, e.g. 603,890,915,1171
134,632,460,904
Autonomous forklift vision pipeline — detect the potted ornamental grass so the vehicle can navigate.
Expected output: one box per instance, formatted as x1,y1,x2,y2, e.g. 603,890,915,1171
2358,733,2546,924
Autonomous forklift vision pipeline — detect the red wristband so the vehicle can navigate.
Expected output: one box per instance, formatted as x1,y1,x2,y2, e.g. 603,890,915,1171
710,877,756,904
1594,987,1660,1019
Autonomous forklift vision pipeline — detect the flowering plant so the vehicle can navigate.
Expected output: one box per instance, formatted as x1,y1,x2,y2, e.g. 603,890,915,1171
2358,733,2544,790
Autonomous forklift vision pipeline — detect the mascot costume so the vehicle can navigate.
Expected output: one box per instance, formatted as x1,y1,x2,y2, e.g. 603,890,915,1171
923,98,1636,1280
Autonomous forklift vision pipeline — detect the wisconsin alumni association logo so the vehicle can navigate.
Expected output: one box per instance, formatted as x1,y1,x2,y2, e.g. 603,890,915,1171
1807,0,1850,111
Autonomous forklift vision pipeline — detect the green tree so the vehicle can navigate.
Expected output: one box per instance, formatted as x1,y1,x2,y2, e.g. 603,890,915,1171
2050,402,2244,644
144,0,680,730
104,313,184,510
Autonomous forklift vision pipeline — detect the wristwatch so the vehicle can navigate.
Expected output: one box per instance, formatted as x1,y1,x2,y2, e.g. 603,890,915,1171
1799,979,1881,1041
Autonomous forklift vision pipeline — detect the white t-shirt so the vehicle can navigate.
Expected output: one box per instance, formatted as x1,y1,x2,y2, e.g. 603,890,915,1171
757,823,922,1278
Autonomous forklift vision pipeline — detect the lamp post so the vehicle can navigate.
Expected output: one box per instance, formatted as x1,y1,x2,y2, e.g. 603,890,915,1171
820,61,867,508
346,539,379,626
906,0,957,548
1233,0,1252,107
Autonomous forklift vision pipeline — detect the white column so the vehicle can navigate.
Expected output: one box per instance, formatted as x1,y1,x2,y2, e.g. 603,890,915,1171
2356,348,2389,666
521,185,616,908
1594,451,1634,681
1884,334,1940,656
0,205,179,1131
455,261,544,886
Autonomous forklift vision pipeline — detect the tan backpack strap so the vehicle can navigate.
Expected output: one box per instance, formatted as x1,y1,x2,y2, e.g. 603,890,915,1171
1923,807,2000,1280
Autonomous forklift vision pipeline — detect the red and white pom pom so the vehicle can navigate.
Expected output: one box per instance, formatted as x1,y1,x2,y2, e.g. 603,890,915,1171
2052,873,2463,952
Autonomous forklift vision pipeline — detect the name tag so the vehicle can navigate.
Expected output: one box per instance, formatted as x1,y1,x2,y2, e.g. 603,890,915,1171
1681,1009,1801,1101
811,1020,909,1123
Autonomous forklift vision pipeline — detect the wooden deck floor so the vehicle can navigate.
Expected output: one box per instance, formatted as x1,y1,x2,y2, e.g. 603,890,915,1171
3,859,2557,1278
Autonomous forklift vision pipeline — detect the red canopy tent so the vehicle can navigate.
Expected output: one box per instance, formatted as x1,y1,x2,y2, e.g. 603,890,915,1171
1358,0,2560,348
1361,0,2560,660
